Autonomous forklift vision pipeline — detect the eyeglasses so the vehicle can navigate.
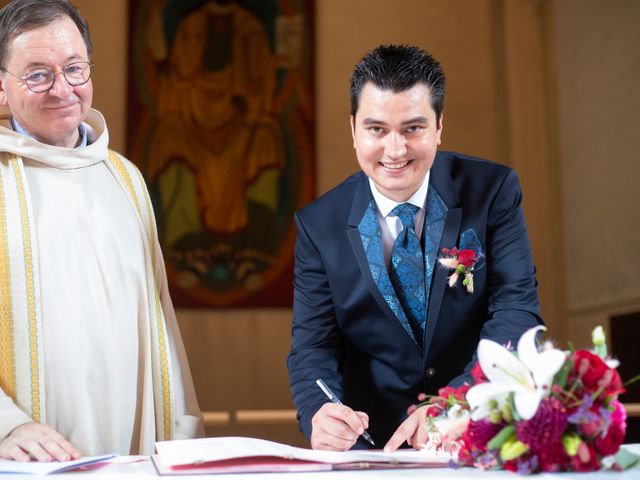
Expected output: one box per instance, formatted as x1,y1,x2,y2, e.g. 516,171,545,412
1,61,93,93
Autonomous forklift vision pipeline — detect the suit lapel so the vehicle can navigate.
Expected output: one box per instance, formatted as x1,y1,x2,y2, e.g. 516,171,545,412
422,186,447,332
346,174,421,347
423,154,462,356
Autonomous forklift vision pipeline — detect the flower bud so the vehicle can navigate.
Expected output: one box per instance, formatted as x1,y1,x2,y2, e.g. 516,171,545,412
562,432,582,456
456,264,466,274
592,326,605,346
501,403,513,423
489,410,502,424
500,438,528,461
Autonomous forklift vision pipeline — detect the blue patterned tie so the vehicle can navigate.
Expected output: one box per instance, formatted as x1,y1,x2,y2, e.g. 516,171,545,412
389,203,426,339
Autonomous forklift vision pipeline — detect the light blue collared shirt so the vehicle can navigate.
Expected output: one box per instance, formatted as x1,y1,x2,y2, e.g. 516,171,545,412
11,118,88,148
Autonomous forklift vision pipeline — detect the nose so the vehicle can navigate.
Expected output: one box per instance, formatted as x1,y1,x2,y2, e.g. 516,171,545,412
384,132,407,159
47,71,73,97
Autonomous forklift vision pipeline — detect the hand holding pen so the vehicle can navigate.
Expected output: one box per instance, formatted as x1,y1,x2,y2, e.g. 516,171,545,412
314,379,375,449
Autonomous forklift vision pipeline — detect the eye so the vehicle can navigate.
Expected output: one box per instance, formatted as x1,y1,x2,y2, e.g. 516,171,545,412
25,69,52,84
404,125,423,134
64,63,86,78
368,126,384,134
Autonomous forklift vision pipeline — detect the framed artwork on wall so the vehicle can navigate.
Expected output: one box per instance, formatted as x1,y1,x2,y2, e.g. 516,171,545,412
127,0,315,307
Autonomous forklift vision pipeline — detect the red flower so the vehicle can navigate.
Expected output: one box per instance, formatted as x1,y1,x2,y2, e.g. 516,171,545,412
437,384,469,404
465,419,503,450
457,431,475,465
441,247,458,257
573,350,624,399
537,441,571,472
424,404,443,417
516,397,568,451
457,249,477,267
471,362,487,383
503,459,519,473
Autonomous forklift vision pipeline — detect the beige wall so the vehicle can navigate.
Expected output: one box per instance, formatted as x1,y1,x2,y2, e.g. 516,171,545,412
554,0,640,346
64,0,127,153
316,0,505,191
2,0,637,443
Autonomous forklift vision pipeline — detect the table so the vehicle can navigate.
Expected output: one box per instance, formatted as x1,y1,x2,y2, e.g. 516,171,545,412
16,445,640,479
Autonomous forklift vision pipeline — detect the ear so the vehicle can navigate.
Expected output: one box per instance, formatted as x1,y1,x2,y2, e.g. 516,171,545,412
435,112,444,146
350,115,356,149
0,76,8,107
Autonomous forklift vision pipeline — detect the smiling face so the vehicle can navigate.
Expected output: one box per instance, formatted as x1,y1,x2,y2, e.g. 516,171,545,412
351,82,443,202
0,15,93,148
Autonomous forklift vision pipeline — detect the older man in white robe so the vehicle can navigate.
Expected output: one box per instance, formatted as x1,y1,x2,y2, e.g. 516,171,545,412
0,0,203,462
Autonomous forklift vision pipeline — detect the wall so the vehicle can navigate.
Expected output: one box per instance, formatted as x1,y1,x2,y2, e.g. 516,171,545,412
554,0,640,346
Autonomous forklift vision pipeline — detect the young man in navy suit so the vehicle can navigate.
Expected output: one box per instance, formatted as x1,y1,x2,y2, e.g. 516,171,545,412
287,45,542,451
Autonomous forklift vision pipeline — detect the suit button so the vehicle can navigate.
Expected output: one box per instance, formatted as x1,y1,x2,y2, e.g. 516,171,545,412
425,367,436,378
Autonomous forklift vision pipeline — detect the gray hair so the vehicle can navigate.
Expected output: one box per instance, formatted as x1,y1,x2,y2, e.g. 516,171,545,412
0,0,92,68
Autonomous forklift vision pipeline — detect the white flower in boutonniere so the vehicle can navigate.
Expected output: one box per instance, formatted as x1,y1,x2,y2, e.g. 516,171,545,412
438,247,484,293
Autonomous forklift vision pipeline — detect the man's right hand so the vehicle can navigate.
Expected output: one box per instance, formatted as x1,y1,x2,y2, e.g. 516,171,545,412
0,422,81,462
310,402,369,451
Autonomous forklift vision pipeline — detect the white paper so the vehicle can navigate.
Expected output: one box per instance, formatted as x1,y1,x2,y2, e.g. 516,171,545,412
0,453,116,475
155,436,451,467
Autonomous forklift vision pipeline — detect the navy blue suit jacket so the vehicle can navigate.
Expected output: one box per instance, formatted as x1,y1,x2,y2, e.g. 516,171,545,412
287,151,543,447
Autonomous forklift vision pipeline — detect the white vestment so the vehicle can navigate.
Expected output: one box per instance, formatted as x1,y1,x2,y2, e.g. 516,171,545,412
0,109,203,455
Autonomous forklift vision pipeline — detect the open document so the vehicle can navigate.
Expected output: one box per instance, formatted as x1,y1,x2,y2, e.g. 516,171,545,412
0,454,115,475
153,437,452,475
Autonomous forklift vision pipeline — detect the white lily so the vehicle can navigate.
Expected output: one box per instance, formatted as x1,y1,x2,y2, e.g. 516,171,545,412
466,326,566,420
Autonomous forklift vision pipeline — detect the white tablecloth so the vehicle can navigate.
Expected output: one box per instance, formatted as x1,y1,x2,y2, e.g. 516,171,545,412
15,444,640,479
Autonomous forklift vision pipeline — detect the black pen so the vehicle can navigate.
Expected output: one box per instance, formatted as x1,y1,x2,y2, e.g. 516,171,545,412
315,379,375,446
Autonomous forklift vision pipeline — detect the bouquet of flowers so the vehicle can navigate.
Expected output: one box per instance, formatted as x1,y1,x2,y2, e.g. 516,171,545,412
417,326,640,474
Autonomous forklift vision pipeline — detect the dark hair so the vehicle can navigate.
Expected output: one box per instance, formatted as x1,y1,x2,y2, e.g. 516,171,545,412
0,0,92,68
350,44,445,121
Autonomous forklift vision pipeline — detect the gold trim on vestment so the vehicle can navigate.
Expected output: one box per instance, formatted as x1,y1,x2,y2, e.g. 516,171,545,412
0,158,16,399
10,155,40,422
107,151,173,440
136,167,173,440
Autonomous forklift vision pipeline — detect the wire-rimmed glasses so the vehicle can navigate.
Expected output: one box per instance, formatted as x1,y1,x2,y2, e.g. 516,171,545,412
1,61,93,93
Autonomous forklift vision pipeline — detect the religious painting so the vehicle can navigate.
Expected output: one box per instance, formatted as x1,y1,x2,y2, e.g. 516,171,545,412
127,0,315,307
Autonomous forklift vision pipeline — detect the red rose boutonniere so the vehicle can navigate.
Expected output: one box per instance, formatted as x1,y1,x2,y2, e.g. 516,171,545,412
438,247,484,293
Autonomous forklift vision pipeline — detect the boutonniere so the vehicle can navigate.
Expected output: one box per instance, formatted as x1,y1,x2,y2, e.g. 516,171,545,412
438,247,484,293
